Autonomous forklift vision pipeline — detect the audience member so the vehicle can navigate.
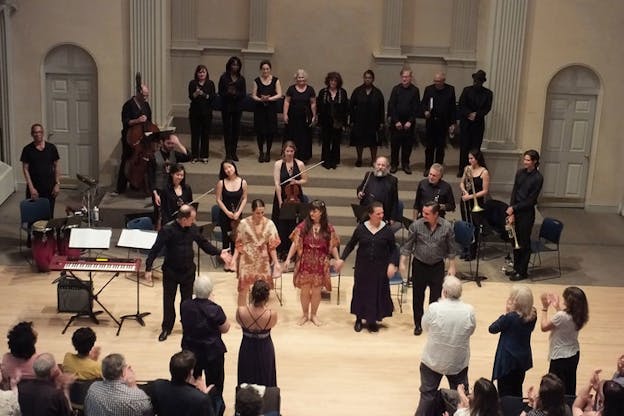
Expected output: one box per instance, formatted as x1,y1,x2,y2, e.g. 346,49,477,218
611,354,624,387
84,353,152,416
572,369,624,416
541,286,589,395
180,274,230,415
0,366,20,416
145,350,215,416
521,373,571,416
2,322,41,380
489,285,537,397
235,386,263,416
451,378,501,416
415,275,476,416
17,353,71,416
62,327,102,381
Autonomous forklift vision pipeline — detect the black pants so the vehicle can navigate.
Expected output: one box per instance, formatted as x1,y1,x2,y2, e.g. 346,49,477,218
194,353,225,416
458,120,485,173
411,259,444,326
218,211,234,252
513,208,535,277
257,133,273,154
497,369,526,397
424,120,446,170
116,137,134,193
549,351,580,396
390,127,414,168
321,126,341,167
190,113,212,159
222,110,242,159
415,363,468,416
162,265,195,332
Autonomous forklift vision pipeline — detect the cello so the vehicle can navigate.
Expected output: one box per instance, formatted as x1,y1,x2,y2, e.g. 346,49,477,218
126,72,159,192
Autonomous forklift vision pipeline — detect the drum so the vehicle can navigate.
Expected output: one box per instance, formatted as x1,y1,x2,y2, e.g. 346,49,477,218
31,220,56,272
56,216,82,257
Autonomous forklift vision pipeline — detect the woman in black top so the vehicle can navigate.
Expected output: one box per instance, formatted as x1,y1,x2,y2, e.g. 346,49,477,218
188,65,215,163
159,163,193,228
283,69,316,162
317,71,349,169
459,149,490,259
218,56,246,161
350,70,385,167
251,60,283,163
215,160,248,252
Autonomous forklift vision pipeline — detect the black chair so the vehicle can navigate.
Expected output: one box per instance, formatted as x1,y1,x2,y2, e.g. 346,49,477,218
499,395,527,416
69,379,97,415
530,217,564,278
480,199,511,260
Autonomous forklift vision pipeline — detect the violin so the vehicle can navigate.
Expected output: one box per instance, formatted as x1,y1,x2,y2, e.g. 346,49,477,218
284,181,301,203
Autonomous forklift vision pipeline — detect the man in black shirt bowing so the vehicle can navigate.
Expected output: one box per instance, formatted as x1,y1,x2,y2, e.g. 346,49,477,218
506,149,543,281
145,204,231,341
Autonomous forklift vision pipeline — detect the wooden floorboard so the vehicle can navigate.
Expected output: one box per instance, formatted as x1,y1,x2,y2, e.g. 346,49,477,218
1,265,622,416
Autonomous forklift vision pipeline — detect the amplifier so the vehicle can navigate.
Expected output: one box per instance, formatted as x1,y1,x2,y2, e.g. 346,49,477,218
57,276,93,313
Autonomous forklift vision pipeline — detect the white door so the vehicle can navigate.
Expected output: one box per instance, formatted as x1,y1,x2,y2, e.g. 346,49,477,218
46,74,97,179
541,93,595,204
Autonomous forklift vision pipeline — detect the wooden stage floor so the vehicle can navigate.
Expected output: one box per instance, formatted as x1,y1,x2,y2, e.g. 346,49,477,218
1,265,622,416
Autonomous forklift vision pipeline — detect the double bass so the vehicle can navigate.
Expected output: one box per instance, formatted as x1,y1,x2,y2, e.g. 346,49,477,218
126,72,159,192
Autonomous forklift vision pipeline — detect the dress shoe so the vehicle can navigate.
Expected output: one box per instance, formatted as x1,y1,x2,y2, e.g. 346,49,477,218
322,163,331,169
354,320,363,332
258,152,265,163
201,158,209,164
355,159,362,167
510,273,527,281
413,325,423,336
403,166,412,175
158,330,170,342
390,165,398,174
504,269,516,277
264,152,271,163
368,322,379,332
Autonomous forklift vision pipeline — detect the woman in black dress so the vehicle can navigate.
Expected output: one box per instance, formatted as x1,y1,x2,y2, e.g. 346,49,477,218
271,141,307,260
317,71,349,169
188,64,215,163
459,149,490,259
283,69,316,162
340,201,398,333
218,56,246,161
158,163,193,228
215,160,248,252
350,70,385,167
251,60,283,163
236,280,278,387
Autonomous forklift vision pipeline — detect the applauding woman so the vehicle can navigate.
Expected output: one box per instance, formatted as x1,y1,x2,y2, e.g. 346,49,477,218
215,160,247,252
251,60,282,163
188,64,215,162
284,200,341,326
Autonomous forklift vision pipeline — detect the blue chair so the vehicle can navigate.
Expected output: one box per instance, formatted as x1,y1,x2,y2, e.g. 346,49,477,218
19,198,52,254
389,270,405,313
210,204,223,248
530,217,564,278
126,216,153,231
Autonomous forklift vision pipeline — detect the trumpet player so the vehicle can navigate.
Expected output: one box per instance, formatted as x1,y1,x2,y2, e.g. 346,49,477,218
459,150,490,260
505,149,543,281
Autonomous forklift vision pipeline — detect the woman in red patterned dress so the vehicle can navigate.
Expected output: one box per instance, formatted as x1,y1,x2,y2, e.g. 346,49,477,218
284,200,343,326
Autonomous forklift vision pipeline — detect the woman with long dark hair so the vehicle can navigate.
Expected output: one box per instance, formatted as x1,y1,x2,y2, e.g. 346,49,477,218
158,163,193,227
251,60,282,163
215,159,247,252
522,373,570,416
284,200,341,326
317,71,349,169
573,369,624,416
453,378,502,416
188,64,215,162
218,56,246,161
350,69,385,167
541,286,589,395
458,148,490,260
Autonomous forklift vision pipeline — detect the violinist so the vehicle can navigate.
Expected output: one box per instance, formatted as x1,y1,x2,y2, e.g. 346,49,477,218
158,163,193,228
271,141,307,260
149,134,191,225
356,156,400,231
115,83,151,195
215,160,248,253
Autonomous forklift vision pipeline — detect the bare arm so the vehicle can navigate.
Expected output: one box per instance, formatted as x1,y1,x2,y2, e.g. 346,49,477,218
478,169,490,199
22,162,38,198
271,79,283,100
296,160,308,186
234,179,248,219
310,96,317,122
219,320,231,334
251,80,261,101
283,96,291,123
273,161,283,207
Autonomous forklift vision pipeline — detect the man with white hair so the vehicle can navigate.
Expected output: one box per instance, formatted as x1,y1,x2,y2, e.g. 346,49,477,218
415,275,476,416
17,353,72,415
356,156,400,229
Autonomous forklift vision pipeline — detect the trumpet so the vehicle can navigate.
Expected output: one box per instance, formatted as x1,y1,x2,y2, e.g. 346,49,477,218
505,217,521,249
463,166,484,213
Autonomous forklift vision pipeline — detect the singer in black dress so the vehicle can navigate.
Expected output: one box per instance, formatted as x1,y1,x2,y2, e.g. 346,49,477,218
251,60,283,163
283,69,316,162
188,64,215,162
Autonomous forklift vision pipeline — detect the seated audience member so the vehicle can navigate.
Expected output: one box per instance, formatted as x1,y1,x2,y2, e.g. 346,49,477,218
572,369,624,416
62,327,102,380
17,353,71,416
612,354,624,387
84,353,152,416
453,378,501,416
0,367,20,415
1,322,38,381
145,350,215,416
235,385,263,416
521,373,571,416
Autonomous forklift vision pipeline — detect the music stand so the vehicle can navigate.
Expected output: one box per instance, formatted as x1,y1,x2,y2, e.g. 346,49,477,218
61,228,120,334
350,203,368,223
279,202,312,225
460,215,488,288
116,229,157,335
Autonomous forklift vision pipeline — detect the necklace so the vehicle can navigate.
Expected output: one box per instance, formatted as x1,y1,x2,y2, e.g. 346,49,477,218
312,224,321,238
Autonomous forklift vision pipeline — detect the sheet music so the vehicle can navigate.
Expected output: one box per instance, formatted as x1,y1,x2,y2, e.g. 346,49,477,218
69,228,112,249
117,229,158,250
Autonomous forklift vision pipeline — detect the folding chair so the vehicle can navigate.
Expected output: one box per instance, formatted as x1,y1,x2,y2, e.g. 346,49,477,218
530,217,564,279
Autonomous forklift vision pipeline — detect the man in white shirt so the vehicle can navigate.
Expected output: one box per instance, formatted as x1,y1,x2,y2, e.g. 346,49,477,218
415,275,476,416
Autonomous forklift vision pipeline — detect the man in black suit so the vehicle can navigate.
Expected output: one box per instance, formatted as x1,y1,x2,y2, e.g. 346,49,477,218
146,350,216,416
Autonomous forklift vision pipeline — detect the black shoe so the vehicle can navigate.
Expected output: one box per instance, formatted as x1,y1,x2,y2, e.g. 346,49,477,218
413,325,423,336
368,322,379,332
355,159,362,167
390,165,398,174
403,166,412,175
264,152,271,163
158,330,170,342
258,152,264,163
510,273,527,281
504,269,516,277
354,320,363,332
322,163,331,169
232,154,239,162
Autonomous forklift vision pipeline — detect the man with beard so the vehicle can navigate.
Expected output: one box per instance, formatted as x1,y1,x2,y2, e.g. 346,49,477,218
356,156,400,231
